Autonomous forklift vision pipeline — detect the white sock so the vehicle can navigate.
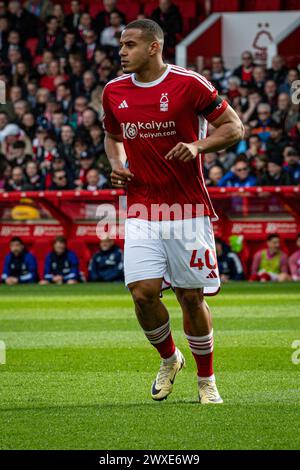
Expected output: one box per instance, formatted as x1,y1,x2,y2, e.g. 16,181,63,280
198,374,215,383
163,347,179,364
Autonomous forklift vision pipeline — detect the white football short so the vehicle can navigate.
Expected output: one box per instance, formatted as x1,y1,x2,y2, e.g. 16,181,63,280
124,216,220,295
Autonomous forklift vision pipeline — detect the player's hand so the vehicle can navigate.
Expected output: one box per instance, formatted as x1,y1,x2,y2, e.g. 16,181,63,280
111,167,134,188
5,277,18,286
165,142,199,162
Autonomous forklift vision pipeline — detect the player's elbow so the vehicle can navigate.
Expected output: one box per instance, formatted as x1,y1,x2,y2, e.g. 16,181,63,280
231,118,244,144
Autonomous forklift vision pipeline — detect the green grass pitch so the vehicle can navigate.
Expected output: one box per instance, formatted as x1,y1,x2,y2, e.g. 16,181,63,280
0,282,299,450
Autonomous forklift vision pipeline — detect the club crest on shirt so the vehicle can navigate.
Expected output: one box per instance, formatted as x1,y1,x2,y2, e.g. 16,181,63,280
160,93,169,112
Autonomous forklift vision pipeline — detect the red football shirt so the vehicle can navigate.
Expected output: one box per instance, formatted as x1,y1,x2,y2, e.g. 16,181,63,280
102,64,228,220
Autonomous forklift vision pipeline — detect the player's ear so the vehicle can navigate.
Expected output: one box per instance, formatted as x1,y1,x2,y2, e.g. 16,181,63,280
149,40,161,56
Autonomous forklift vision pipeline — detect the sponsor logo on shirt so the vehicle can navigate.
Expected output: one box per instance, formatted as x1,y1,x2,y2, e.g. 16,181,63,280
121,120,176,140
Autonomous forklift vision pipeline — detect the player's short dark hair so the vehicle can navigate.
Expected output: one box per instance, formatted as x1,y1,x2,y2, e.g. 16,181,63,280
10,237,24,245
54,236,67,245
267,234,280,242
124,19,164,44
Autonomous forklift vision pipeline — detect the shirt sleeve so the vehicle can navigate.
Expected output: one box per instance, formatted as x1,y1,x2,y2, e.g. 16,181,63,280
2,255,11,281
102,86,122,136
192,73,228,122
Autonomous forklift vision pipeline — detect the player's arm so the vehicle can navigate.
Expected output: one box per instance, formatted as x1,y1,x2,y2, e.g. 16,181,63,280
165,104,244,162
104,132,134,188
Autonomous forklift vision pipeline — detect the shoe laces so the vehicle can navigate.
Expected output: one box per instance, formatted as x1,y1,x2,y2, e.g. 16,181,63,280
199,380,218,400
156,360,174,387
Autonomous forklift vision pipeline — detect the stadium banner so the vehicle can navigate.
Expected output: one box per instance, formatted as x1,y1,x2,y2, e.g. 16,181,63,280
222,12,300,68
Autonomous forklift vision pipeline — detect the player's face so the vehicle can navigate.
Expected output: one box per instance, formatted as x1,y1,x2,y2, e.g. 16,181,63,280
54,241,66,256
100,238,114,251
268,237,280,253
10,241,24,256
119,29,155,74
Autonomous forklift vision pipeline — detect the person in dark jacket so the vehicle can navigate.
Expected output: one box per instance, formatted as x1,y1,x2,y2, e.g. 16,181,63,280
40,236,81,284
259,154,291,186
2,237,38,285
215,238,244,282
151,0,183,55
283,147,300,185
93,0,126,35
88,237,123,282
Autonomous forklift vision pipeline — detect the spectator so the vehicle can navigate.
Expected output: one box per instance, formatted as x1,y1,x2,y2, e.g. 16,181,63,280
252,103,273,143
100,10,125,57
36,15,64,55
7,140,32,167
250,234,289,282
210,55,232,93
40,236,81,284
50,168,74,190
266,55,288,86
218,156,257,187
88,237,123,282
74,151,96,188
272,92,292,129
80,29,98,65
93,0,126,35
25,0,53,22
78,71,97,102
279,68,299,95
258,154,291,186
252,66,266,94
244,134,264,160
215,238,244,282
77,12,93,42
289,117,300,153
2,237,38,284
263,79,278,110
25,160,43,190
207,165,224,187
21,112,37,141
56,82,73,117
4,165,34,191
289,234,300,282
266,121,290,156
217,148,238,171
254,154,268,180
0,112,9,141
203,152,221,180
283,147,300,185
57,124,76,167
8,0,38,41
151,0,183,57
84,168,109,190
64,0,81,32
233,51,254,84
52,3,64,27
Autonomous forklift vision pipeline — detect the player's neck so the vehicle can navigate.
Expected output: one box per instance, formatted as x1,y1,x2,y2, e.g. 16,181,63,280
134,62,168,84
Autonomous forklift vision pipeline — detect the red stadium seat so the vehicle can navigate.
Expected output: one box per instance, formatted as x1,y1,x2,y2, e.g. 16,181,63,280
283,0,300,9
242,0,281,10
67,239,91,278
144,1,159,18
118,1,141,22
211,0,240,12
31,239,53,279
25,38,38,57
90,1,104,18
254,0,281,10
0,240,11,279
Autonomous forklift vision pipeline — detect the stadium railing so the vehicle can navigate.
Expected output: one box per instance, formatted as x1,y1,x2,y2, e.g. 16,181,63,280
0,187,299,276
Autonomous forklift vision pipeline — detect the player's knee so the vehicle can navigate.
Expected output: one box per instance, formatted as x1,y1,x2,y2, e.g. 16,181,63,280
130,283,160,309
176,289,204,313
